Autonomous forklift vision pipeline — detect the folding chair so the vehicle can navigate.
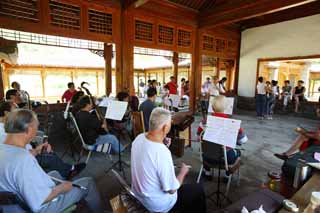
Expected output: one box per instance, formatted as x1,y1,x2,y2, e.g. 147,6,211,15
196,132,241,200
131,111,145,139
111,169,148,213
68,112,112,164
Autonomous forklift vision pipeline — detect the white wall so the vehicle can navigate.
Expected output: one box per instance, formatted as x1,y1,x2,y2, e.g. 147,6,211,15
238,14,320,97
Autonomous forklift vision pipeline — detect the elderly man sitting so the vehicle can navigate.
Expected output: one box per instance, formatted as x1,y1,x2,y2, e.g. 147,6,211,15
131,107,206,213
0,109,103,212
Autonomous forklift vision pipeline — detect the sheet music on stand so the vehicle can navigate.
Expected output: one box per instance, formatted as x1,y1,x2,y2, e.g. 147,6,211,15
169,94,181,108
203,115,241,148
208,96,234,115
105,101,128,121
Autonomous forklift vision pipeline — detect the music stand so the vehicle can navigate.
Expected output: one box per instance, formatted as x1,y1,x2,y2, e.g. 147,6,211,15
105,101,130,178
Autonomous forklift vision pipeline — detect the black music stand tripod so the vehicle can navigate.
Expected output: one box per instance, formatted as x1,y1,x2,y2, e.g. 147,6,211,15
206,151,232,208
106,131,130,178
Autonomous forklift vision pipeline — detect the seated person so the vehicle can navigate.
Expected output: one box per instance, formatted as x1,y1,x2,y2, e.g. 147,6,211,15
197,95,245,179
5,89,22,108
292,80,306,113
76,95,124,153
0,101,85,180
131,108,206,213
0,109,102,212
139,87,156,131
274,127,320,160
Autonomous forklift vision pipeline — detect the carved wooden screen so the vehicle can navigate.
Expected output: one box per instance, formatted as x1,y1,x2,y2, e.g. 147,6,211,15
0,0,39,23
158,25,174,45
49,0,81,30
177,29,191,48
227,40,237,53
135,20,153,42
202,35,215,51
88,9,112,36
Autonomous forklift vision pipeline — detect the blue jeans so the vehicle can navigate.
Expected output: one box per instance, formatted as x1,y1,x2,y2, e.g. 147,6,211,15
256,94,266,117
95,134,124,154
266,95,275,115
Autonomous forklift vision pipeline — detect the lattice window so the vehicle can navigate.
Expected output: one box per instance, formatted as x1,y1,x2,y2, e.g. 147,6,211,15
178,29,191,48
216,39,226,52
49,0,81,30
158,25,174,45
135,20,153,42
202,35,215,51
88,9,112,35
0,0,39,22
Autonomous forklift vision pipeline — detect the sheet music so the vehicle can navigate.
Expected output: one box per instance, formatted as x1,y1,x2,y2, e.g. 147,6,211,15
169,94,181,108
105,101,128,121
98,97,113,107
208,96,234,115
203,115,241,148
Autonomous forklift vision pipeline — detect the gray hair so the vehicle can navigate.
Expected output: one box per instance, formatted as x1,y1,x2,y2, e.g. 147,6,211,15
149,107,171,131
5,109,38,133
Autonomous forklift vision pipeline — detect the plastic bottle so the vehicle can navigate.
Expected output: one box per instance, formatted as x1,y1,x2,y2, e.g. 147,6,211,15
304,192,320,213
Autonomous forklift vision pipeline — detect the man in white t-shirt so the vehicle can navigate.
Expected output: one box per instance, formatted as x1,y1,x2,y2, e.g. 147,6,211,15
208,76,222,96
131,107,206,213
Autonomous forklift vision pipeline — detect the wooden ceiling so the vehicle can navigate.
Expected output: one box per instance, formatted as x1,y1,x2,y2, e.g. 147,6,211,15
127,0,320,31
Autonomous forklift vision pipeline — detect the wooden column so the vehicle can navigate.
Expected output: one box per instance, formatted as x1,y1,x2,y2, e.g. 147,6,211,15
115,8,134,95
0,62,4,100
104,43,112,96
172,52,179,81
190,30,201,112
216,57,220,79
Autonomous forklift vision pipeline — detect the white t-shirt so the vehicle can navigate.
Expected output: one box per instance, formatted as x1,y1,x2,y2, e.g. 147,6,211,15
257,82,266,95
0,144,55,212
131,134,180,213
209,83,220,96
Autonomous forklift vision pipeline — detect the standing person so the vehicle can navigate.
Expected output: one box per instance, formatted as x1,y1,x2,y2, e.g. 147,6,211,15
166,76,178,95
202,77,212,94
139,87,157,131
180,78,186,96
139,79,145,98
293,80,306,113
208,76,221,97
218,77,227,94
266,81,279,120
11,81,28,107
0,109,103,212
281,80,292,111
131,108,206,213
256,77,267,119
161,85,170,109
61,82,77,103
184,80,190,98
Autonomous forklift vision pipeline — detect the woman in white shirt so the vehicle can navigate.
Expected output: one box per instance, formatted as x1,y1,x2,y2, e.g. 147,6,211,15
256,76,267,119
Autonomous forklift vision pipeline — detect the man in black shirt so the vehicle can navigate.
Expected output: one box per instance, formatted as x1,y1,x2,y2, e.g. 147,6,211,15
139,88,156,131
76,96,123,153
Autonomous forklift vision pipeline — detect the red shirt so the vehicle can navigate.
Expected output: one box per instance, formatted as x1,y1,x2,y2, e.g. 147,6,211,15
62,89,77,102
166,82,177,94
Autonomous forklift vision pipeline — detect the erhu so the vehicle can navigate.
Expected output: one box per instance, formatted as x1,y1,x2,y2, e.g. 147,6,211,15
80,81,104,121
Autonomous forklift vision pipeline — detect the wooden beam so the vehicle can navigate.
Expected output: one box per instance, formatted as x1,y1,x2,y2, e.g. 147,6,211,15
190,29,201,112
199,0,317,29
134,0,150,8
240,0,320,30
104,43,113,96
